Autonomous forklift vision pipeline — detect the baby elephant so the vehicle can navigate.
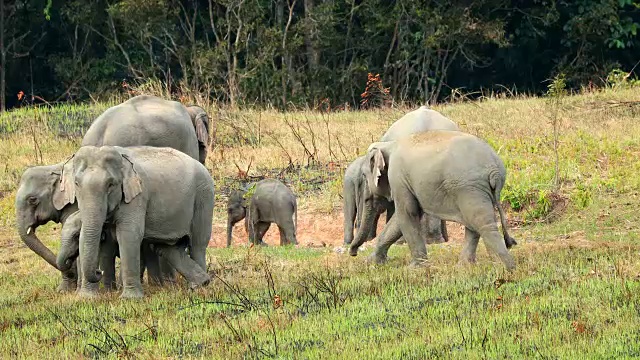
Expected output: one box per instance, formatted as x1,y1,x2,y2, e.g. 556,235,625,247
227,179,298,247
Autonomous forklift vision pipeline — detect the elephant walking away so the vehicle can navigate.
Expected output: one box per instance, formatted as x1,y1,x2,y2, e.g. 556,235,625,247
350,106,458,246
54,145,215,298
350,131,518,270
227,179,297,247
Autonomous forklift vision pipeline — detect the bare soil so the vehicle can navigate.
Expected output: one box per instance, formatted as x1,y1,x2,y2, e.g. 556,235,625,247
210,210,467,248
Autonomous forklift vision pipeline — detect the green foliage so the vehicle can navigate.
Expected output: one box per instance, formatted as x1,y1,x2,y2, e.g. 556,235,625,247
606,68,640,88
2,0,640,109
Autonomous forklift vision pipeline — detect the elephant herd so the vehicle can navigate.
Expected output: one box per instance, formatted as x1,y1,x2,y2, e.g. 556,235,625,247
15,97,517,299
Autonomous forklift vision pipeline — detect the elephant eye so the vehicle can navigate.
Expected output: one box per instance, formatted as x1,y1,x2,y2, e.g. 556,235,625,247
27,196,39,206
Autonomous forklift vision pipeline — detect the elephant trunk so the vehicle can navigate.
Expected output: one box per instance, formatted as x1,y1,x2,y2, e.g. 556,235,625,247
17,217,59,270
57,230,79,272
349,194,377,256
226,218,234,247
79,208,105,284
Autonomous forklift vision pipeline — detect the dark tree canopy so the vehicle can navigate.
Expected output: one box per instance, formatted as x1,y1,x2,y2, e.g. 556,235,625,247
1,0,640,110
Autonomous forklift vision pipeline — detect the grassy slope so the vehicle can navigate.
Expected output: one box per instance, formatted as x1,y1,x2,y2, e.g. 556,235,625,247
1,88,640,358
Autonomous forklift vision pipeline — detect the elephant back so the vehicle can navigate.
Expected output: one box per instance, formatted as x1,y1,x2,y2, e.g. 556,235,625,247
380,107,458,142
81,95,200,162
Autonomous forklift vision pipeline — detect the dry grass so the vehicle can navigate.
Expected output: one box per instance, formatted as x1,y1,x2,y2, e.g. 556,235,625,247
1,87,640,358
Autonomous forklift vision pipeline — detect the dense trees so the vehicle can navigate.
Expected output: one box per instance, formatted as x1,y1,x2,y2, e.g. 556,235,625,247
1,0,639,110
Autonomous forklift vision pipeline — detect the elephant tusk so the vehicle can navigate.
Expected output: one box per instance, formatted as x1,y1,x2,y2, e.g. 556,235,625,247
26,227,32,235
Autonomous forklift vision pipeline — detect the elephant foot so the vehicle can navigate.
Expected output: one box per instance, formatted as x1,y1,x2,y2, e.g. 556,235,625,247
367,253,387,265
77,288,99,299
348,246,359,257
102,280,118,291
408,258,429,268
457,254,477,266
120,288,144,299
57,279,77,293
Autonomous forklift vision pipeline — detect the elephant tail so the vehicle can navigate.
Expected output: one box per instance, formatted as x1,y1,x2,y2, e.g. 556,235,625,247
293,202,298,235
489,171,517,249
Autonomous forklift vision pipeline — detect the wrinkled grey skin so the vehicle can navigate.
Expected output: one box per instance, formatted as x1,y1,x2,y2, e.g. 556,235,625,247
56,211,183,293
351,106,458,246
184,105,211,163
82,95,208,165
15,164,90,293
349,131,518,270
227,179,297,247
343,156,391,245
55,145,214,298
15,163,179,292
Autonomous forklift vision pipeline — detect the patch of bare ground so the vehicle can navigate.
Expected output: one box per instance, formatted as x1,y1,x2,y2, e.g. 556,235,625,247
210,210,467,248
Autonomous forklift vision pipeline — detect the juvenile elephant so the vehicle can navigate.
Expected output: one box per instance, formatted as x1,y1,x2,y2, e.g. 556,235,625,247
54,145,214,298
343,155,392,245
227,179,297,247
349,131,518,270
350,106,458,246
82,95,210,164
56,210,184,293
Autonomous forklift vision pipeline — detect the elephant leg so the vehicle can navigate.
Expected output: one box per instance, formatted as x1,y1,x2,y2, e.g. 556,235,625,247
459,227,480,264
459,192,516,271
153,244,210,288
57,264,77,293
116,223,144,299
253,222,270,246
159,257,177,285
343,185,357,245
99,232,118,291
421,214,445,244
384,201,405,245
369,214,403,264
441,220,449,242
368,210,382,241
142,242,163,286
278,211,297,246
191,189,214,273
394,191,428,267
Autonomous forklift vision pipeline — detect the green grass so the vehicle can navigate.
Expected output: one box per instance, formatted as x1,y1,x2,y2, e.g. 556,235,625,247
1,87,640,358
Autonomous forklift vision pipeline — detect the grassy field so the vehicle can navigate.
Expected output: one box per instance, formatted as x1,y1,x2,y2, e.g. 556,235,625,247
1,87,640,358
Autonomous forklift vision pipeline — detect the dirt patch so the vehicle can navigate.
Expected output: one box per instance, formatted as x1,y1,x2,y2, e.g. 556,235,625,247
210,210,467,248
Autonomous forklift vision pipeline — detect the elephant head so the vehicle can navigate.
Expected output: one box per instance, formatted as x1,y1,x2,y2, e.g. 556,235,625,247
54,146,143,284
348,142,396,255
15,162,78,271
56,210,82,272
226,188,248,247
361,141,395,200
185,105,211,164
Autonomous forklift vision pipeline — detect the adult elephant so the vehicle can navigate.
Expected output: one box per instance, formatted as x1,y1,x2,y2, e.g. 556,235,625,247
349,106,458,246
349,131,518,270
15,164,83,292
54,145,214,298
15,96,212,291
82,95,210,165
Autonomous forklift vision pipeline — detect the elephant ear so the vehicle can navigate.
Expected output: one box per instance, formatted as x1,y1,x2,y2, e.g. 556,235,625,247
371,148,386,188
120,154,143,203
52,156,76,210
188,106,210,147
195,112,210,147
